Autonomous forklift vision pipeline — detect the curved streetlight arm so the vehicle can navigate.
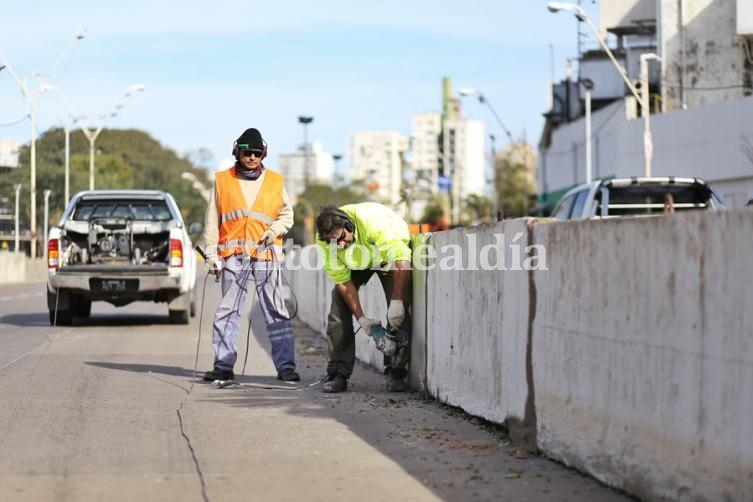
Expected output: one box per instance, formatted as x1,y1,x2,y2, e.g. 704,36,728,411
477,93,514,142
459,88,514,142
0,53,26,94
547,2,643,107
55,83,146,190
0,28,86,258
72,84,146,142
1,27,86,97
48,28,87,82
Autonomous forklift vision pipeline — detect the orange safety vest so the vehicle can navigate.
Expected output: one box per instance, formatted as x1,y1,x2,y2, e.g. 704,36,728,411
215,167,285,261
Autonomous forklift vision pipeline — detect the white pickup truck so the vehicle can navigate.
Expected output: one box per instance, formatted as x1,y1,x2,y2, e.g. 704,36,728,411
550,177,727,220
46,190,197,325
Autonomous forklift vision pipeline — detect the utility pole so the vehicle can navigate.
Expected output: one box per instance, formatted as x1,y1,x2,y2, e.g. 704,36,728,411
298,116,314,187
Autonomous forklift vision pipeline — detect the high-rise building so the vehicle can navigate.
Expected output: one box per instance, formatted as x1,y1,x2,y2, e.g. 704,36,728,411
345,77,487,223
407,109,486,224
442,117,486,222
347,131,409,206
0,139,19,169
410,113,443,196
278,141,334,201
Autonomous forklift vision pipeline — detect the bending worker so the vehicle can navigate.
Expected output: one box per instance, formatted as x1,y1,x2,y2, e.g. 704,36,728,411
201,127,299,383
315,203,412,393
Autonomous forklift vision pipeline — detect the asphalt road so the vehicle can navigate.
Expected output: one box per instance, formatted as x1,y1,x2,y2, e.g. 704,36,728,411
0,278,633,502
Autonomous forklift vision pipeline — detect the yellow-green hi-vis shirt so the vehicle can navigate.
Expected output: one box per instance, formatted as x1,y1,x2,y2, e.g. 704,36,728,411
317,202,412,285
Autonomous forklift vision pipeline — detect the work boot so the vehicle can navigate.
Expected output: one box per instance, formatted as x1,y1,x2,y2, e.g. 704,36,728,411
322,374,348,393
277,368,301,382
386,373,409,392
202,368,234,382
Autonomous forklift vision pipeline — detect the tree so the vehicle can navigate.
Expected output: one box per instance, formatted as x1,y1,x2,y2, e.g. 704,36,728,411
288,182,365,245
182,148,215,170
464,194,492,224
1,127,211,239
419,193,447,224
494,142,537,219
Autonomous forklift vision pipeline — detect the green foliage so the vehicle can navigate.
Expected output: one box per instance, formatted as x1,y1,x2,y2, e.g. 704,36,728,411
288,182,364,245
497,162,535,218
463,193,493,224
494,145,537,219
0,127,211,232
420,200,445,224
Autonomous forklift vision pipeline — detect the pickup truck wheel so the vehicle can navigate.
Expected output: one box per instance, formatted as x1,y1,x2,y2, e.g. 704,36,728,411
169,309,189,325
71,297,92,319
49,309,73,326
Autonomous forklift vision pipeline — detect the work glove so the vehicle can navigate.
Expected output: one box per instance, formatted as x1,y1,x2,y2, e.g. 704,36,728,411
357,316,381,336
260,228,277,248
387,299,405,329
205,258,222,277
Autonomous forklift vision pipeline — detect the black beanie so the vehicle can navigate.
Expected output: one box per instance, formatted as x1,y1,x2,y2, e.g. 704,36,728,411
236,128,265,150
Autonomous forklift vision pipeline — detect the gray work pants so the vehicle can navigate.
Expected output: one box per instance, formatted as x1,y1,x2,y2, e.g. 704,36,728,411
326,269,411,380
212,255,295,373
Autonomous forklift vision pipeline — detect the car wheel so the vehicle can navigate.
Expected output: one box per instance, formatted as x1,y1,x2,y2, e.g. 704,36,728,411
71,296,92,319
49,308,73,326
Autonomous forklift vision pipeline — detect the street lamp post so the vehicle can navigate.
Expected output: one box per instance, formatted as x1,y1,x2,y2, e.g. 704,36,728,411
73,84,146,190
458,88,514,143
43,190,51,254
57,120,72,205
14,184,21,253
332,154,343,187
489,134,500,219
332,153,342,172
458,88,514,223
641,53,661,177
547,2,655,177
0,28,85,259
581,78,594,183
298,116,314,187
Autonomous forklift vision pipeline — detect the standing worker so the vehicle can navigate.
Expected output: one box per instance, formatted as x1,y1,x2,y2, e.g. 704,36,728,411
315,203,412,393
202,127,299,382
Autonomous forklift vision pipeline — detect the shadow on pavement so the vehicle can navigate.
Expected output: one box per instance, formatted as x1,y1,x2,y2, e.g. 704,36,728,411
76,313,173,327
82,300,631,501
0,312,51,327
192,307,631,501
85,361,197,378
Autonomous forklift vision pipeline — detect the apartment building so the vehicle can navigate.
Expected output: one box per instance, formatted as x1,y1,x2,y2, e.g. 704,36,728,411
0,139,19,169
278,141,335,202
347,131,409,206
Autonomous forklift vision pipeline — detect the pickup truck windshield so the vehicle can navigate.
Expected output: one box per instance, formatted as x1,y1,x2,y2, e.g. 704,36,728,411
71,201,173,222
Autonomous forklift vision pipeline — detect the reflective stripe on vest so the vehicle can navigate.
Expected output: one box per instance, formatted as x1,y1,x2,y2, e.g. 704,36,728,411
215,167,285,260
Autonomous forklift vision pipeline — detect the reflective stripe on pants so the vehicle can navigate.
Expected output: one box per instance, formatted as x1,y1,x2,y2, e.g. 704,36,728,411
212,255,295,373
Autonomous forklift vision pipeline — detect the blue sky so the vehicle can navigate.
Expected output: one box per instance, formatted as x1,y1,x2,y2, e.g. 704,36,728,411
0,1,598,173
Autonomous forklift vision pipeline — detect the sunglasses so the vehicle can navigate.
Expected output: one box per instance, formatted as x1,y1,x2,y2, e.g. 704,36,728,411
240,148,264,158
320,228,347,243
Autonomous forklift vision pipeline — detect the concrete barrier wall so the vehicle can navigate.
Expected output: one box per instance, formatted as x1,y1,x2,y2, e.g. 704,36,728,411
532,209,753,501
422,220,531,428
0,253,46,283
285,246,333,336
284,210,753,501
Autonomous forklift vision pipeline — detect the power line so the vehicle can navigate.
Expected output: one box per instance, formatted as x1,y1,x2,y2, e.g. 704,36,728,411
0,114,29,127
